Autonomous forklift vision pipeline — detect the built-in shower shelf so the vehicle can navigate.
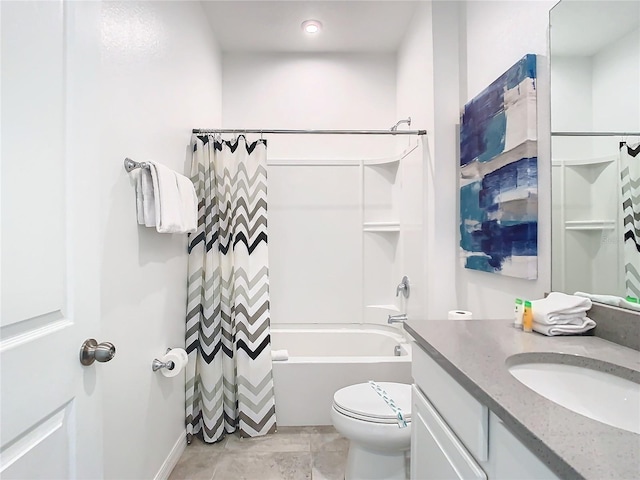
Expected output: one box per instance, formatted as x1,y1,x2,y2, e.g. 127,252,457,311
363,140,420,166
552,154,617,167
363,221,400,232
565,220,616,231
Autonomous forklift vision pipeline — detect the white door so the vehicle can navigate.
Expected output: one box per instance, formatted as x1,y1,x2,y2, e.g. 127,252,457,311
1,1,105,478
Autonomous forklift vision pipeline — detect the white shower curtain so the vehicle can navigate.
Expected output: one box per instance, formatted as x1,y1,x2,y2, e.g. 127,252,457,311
185,134,276,442
620,141,640,300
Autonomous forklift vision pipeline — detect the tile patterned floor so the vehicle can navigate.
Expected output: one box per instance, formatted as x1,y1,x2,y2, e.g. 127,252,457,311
168,426,349,480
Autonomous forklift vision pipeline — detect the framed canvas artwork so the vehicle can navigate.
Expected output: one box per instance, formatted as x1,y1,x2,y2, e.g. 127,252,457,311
459,54,538,279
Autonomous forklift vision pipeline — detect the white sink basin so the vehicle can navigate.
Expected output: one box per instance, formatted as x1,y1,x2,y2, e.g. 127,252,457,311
507,354,640,434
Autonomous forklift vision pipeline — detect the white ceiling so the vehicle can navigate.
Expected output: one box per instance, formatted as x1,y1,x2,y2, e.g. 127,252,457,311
201,1,420,53
550,0,640,56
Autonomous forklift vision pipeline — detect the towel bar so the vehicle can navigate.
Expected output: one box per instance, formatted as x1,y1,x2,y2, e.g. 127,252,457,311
124,157,149,173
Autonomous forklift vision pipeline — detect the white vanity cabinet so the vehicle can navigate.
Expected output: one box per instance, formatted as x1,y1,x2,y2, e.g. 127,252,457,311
411,385,487,480
411,342,560,480
488,414,559,480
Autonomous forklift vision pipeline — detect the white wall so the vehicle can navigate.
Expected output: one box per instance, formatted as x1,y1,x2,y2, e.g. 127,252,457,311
396,1,464,321
222,53,397,159
550,56,593,133
463,1,556,100
455,0,556,319
396,0,557,321
396,2,433,321
222,53,398,325
74,2,222,478
429,1,465,319
592,27,640,133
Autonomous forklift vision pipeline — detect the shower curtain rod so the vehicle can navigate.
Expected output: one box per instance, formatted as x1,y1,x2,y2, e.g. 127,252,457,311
192,128,427,136
552,131,640,136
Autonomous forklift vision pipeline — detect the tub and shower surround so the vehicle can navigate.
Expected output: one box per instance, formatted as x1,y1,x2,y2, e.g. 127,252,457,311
185,135,276,443
266,137,424,328
270,324,412,426
255,130,425,425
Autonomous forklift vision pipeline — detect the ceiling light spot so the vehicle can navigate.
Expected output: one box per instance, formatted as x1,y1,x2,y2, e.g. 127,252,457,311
301,20,322,34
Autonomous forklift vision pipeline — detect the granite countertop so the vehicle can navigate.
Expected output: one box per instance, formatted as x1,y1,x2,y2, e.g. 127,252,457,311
404,319,640,480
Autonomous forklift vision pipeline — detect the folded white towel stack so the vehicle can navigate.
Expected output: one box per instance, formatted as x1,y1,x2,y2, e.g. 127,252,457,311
134,161,197,234
530,292,595,336
532,318,596,336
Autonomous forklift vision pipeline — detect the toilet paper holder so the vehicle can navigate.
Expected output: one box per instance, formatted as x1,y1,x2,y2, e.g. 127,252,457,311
152,348,175,372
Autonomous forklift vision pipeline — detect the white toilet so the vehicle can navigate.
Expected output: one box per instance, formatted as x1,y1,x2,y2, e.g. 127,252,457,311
331,382,412,480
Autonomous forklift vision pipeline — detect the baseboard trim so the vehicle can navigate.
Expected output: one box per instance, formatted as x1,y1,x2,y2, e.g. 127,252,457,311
154,430,187,480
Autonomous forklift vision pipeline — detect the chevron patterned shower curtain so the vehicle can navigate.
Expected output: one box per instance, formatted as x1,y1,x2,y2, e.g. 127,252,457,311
620,141,640,300
185,135,276,443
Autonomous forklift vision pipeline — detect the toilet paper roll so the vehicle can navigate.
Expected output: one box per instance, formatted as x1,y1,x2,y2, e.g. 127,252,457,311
173,347,188,364
160,348,188,377
448,310,473,320
271,349,289,361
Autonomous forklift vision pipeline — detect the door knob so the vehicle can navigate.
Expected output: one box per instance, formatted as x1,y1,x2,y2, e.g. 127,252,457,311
79,339,116,366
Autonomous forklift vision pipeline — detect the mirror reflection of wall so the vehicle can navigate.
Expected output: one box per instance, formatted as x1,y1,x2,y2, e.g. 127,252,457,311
550,0,640,305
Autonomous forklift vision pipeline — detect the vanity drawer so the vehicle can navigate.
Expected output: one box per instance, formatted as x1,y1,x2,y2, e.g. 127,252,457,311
412,342,489,461
411,385,487,480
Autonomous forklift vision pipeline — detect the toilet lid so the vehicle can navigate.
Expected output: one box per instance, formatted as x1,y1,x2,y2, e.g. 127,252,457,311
333,382,411,424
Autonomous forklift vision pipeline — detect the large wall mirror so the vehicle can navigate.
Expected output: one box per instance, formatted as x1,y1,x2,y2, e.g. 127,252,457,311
550,0,640,308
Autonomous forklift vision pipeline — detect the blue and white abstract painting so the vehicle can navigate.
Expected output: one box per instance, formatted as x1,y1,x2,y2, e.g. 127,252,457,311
460,54,538,279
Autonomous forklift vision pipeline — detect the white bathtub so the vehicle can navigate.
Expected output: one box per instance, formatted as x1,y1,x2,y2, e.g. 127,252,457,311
270,323,412,426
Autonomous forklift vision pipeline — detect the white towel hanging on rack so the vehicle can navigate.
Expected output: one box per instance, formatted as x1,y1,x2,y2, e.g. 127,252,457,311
135,168,156,227
131,160,197,234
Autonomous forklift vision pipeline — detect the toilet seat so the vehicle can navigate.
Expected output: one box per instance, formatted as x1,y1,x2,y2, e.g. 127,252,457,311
332,382,412,424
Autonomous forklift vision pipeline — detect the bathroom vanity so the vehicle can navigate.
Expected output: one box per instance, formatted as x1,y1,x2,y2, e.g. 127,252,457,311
405,319,640,480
